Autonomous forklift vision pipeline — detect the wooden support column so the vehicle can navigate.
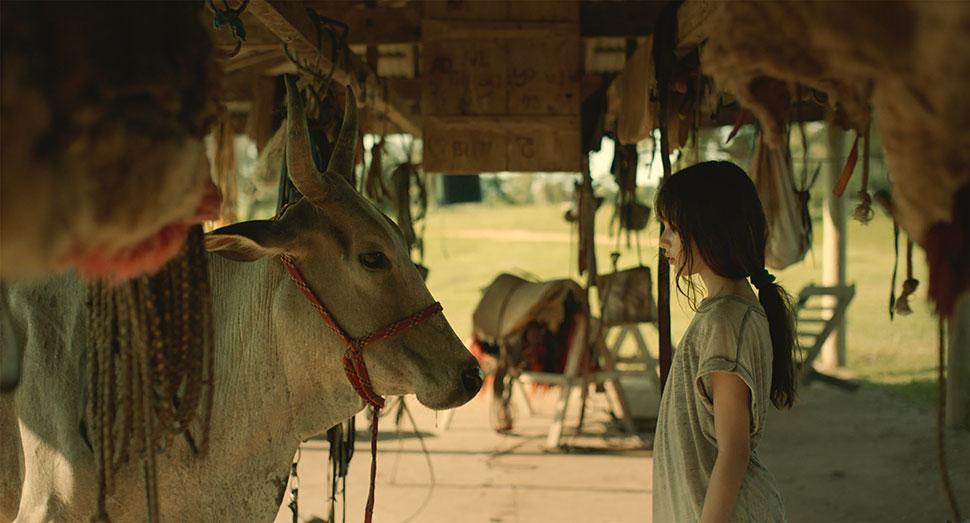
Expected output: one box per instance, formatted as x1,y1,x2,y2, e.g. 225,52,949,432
822,125,848,369
947,294,970,430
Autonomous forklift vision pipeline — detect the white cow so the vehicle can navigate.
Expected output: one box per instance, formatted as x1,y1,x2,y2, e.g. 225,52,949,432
0,78,482,522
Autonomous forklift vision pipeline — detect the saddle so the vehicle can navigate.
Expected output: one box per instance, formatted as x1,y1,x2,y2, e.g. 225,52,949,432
472,273,586,344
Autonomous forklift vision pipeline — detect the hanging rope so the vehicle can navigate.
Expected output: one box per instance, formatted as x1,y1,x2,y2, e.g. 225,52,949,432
85,225,215,522
889,218,900,320
282,12,348,119
324,418,355,523
363,83,391,203
937,317,963,522
795,92,822,253
895,238,920,315
852,120,874,224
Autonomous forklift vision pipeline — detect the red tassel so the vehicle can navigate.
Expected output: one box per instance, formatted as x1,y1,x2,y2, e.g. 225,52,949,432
725,107,748,144
833,134,860,197
924,185,970,316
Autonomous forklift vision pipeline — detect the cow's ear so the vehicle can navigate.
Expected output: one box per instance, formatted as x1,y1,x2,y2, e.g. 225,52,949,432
205,220,292,261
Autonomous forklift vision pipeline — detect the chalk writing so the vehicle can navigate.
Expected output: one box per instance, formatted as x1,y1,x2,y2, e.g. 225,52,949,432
509,67,536,88
452,138,494,159
519,95,540,111
466,49,490,69
514,136,536,159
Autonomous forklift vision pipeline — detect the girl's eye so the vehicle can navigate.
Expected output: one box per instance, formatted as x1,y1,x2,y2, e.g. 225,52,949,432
359,252,391,271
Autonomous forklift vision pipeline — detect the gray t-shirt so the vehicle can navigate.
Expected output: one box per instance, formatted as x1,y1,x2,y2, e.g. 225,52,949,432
653,294,786,522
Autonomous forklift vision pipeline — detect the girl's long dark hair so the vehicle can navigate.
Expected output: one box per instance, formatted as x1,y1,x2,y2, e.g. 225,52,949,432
656,161,797,409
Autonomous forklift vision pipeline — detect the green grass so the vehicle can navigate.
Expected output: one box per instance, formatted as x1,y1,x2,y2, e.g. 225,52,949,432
420,202,940,407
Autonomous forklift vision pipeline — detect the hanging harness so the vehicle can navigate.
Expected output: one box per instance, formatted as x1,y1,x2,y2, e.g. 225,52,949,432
279,254,442,523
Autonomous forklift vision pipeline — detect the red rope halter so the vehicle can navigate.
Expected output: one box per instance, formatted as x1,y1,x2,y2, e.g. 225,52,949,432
279,254,442,522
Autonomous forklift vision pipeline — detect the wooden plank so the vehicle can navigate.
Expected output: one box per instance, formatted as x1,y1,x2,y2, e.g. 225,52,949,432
510,0,579,22
422,19,577,41
421,38,507,116
228,1,684,51
423,0,508,21
507,35,581,115
248,0,420,135
423,118,506,173
423,116,580,173
222,49,287,73
506,117,581,172
580,0,663,37
302,1,422,45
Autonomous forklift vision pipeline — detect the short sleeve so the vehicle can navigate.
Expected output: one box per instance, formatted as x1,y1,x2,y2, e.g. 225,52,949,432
693,309,770,440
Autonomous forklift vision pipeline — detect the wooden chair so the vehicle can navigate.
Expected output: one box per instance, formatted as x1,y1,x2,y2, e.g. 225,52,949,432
793,284,856,387
516,314,639,448
439,314,639,449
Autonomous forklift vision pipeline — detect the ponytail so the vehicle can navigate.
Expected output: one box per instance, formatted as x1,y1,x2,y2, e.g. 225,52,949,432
755,278,798,409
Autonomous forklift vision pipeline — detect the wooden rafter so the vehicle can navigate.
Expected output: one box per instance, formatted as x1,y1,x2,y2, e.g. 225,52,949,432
220,1,677,49
247,0,420,136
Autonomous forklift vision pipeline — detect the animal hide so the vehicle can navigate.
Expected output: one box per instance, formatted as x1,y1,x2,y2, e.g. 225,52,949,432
692,0,970,245
0,2,219,280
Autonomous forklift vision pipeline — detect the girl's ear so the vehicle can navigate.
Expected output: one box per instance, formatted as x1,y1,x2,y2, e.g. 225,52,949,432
205,220,293,261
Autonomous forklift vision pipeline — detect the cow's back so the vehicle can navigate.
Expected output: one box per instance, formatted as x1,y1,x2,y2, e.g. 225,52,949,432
1,274,91,521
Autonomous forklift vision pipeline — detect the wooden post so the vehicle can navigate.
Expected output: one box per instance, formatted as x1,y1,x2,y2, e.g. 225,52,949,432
947,294,970,430
821,125,847,369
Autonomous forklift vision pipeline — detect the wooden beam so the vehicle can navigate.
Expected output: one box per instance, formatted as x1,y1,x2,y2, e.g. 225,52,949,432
235,1,678,50
580,0,666,38
303,1,421,45
222,49,288,73
247,0,421,136
422,19,578,41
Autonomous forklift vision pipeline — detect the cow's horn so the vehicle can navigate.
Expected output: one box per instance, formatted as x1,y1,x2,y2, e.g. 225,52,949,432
284,75,329,203
326,85,358,184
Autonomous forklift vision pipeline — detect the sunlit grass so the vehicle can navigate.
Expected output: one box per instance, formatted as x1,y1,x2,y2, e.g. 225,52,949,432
421,202,939,406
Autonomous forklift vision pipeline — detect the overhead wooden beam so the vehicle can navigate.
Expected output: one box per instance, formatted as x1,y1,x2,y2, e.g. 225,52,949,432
304,1,421,45
247,0,421,135
235,1,676,50
580,0,666,38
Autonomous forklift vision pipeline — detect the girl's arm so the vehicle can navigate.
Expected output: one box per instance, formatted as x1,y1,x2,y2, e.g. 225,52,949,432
700,372,752,523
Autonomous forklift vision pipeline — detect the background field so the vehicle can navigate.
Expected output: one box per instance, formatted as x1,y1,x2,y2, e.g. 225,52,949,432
419,201,939,406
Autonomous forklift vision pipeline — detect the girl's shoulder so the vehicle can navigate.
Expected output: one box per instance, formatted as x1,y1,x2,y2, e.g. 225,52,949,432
689,295,768,350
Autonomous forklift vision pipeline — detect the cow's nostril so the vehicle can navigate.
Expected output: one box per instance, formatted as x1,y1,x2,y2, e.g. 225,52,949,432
460,360,484,396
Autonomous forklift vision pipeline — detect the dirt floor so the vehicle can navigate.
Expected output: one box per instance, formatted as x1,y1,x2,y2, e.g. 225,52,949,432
273,379,969,523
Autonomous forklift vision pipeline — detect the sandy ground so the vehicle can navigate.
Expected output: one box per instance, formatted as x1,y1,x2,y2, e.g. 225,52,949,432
273,380,969,523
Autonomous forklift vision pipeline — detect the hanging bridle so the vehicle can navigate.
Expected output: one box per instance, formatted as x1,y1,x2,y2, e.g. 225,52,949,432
279,253,442,523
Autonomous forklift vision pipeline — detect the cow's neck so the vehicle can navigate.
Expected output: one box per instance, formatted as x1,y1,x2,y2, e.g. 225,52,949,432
203,254,364,480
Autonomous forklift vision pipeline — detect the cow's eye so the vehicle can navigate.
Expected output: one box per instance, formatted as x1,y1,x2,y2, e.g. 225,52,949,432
359,251,391,271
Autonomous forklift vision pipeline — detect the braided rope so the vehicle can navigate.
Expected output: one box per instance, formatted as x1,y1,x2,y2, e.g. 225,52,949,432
85,226,215,522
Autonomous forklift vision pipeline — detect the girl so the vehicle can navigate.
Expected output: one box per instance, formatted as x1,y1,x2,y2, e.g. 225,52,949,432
652,161,796,522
